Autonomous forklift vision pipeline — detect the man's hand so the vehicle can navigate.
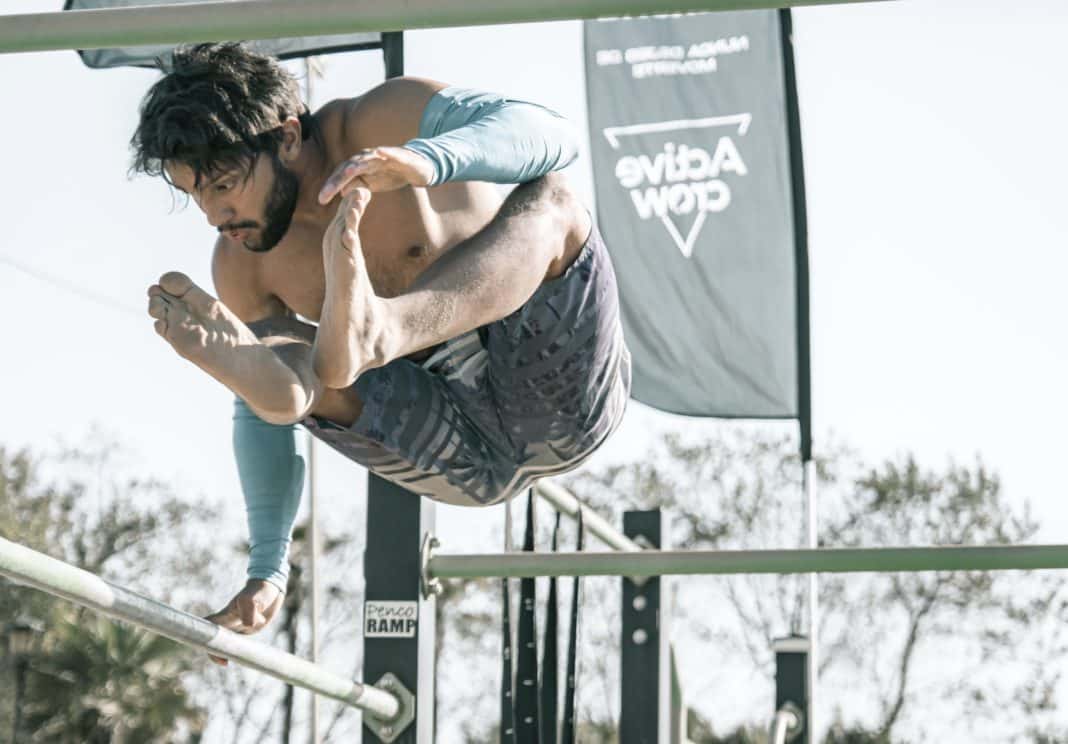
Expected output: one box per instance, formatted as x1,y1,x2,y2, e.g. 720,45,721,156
203,579,284,666
318,146,435,203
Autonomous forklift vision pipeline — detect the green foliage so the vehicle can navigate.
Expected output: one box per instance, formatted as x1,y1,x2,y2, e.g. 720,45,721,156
21,618,204,743
555,427,1068,741
687,707,770,743
822,723,890,744
0,440,219,743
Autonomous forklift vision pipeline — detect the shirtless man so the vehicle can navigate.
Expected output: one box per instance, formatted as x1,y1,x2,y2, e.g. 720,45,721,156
135,43,630,641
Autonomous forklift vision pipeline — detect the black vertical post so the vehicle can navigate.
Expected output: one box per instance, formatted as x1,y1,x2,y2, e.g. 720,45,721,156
362,478,435,743
362,35,432,744
621,510,669,744
780,16,818,739
381,31,404,80
773,636,809,744
779,8,812,466
12,656,26,744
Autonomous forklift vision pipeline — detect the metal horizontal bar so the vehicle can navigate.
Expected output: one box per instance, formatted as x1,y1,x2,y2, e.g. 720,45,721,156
0,537,401,722
0,0,878,56
535,481,643,553
429,543,1068,579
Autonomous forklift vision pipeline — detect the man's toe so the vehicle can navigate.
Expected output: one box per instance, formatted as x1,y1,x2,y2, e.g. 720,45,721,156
159,271,194,296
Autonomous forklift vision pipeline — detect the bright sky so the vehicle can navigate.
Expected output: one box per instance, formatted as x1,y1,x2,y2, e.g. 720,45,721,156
2,0,1067,739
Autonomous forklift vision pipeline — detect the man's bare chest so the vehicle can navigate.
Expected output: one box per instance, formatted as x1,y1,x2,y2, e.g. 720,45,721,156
263,188,464,321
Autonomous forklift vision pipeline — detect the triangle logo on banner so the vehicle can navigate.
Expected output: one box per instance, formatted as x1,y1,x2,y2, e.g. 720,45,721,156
602,113,751,259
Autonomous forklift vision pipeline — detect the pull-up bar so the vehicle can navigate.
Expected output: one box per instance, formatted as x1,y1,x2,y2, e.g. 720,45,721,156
0,0,877,56
0,537,404,724
535,480,644,553
426,543,1068,580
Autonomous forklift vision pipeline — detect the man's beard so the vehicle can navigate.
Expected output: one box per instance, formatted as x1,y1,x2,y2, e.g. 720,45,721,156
244,154,299,253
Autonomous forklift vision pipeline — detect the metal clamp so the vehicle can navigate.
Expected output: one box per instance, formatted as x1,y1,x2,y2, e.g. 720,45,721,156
420,533,442,599
363,673,416,743
770,701,804,744
627,534,655,588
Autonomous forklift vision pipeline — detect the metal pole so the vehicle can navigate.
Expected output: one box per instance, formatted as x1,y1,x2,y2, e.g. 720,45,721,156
362,479,435,743
427,543,1068,580
12,656,25,744
360,36,431,744
619,510,668,743
802,460,818,742
308,431,322,744
770,709,800,744
773,636,808,744
0,537,403,722
1,0,882,55
535,481,643,553
303,57,323,744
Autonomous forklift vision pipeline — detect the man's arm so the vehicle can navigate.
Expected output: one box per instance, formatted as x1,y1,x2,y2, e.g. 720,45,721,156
318,78,580,202
403,85,580,186
232,396,304,594
212,241,305,595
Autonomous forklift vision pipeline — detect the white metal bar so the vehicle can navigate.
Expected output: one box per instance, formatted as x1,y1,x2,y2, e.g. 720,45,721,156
307,431,323,744
303,61,323,744
0,537,402,722
429,543,1068,579
535,481,643,553
0,0,880,56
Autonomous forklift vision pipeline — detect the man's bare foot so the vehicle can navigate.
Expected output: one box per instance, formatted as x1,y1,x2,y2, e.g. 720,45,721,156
147,272,312,423
314,188,390,389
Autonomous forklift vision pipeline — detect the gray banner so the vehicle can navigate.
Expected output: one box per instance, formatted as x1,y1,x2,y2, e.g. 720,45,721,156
585,12,800,417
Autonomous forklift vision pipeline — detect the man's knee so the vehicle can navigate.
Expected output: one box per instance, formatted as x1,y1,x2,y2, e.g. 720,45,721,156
248,393,312,426
244,317,321,424
504,172,578,218
504,174,589,279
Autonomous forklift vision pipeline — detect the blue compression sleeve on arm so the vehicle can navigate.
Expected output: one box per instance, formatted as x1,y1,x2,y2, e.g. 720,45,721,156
232,398,305,593
403,87,579,186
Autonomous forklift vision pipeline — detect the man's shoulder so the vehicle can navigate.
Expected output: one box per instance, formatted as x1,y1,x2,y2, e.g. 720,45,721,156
211,237,282,321
211,233,255,272
211,234,260,295
318,77,450,149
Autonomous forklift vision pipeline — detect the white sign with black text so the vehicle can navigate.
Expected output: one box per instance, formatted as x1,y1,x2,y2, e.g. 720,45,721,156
364,601,418,638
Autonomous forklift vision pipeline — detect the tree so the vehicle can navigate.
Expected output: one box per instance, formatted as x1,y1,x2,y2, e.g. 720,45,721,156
561,428,1068,742
279,523,356,744
197,508,370,744
0,439,219,743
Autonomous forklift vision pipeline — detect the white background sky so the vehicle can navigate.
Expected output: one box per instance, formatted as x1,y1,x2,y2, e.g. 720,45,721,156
2,0,1067,740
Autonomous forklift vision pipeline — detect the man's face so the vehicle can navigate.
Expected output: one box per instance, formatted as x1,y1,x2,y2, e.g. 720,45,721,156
166,152,299,253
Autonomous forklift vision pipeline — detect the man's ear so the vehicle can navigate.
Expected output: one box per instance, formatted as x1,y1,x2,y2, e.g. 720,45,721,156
278,116,303,163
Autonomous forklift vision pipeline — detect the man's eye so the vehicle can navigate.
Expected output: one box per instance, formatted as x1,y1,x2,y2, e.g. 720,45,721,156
215,182,232,192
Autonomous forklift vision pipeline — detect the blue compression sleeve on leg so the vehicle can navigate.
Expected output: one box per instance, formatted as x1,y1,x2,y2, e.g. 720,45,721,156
233,398,305,593
403,87,579,186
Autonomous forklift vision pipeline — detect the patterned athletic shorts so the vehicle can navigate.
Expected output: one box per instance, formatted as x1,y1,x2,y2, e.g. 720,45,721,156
302,225,631,506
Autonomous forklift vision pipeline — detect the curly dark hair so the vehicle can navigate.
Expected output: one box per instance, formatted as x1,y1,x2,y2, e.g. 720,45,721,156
130,42,316,187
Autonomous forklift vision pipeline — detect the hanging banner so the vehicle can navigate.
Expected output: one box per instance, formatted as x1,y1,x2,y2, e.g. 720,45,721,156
584,11,809,420
64,0,384,69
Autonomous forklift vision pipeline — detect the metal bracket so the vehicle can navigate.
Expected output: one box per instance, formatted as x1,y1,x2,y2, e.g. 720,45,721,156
626,534,655,588
780,701,805,743
419,533,442,599
363,672,416,743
